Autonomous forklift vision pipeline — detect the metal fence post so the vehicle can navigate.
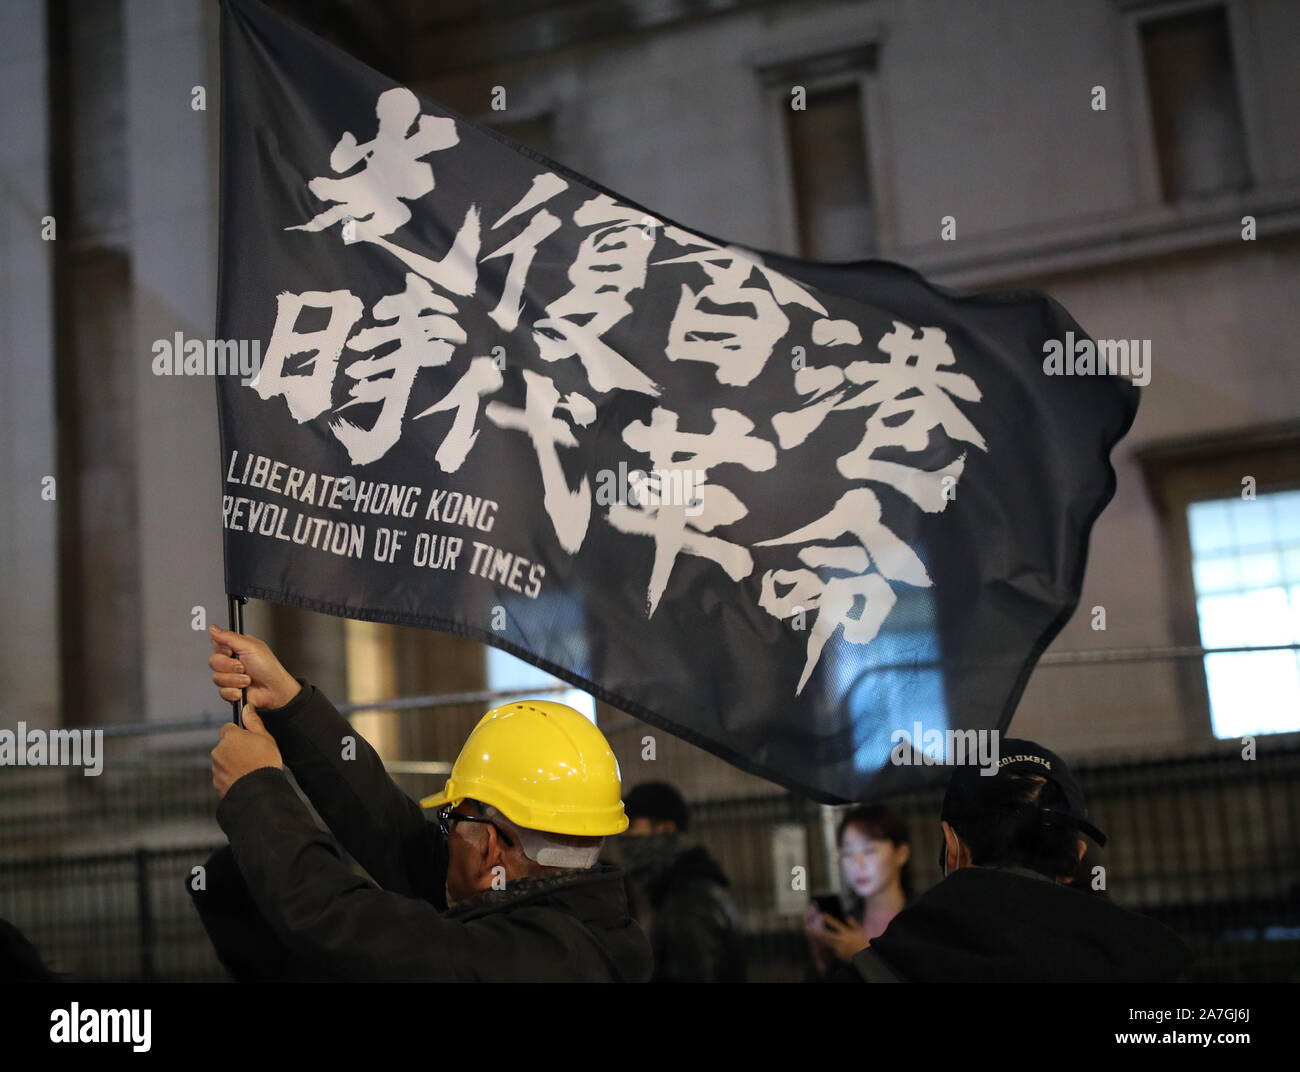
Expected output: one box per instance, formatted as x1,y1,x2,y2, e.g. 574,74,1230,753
135,847,154,981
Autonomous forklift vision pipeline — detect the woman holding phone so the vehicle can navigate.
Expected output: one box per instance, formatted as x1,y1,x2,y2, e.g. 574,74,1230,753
804,804,912,978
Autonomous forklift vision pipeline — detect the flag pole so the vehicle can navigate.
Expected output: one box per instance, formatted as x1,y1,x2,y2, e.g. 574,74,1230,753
227,594,247,725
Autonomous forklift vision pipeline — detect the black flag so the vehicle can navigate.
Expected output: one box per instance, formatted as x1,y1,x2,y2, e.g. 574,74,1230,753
215,0,1137,802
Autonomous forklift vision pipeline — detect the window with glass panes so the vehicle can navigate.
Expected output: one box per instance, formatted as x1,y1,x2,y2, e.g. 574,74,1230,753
1187,489,1300,737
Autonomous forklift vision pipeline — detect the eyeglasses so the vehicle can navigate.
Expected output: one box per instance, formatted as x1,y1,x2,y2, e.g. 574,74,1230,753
435,803,514,847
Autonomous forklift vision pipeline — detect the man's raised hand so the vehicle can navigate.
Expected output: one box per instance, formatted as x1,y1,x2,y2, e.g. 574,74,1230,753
207,625,302,712
211,705,284,798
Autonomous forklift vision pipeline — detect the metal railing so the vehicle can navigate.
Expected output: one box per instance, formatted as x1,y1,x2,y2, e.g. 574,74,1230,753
1,699,1297,981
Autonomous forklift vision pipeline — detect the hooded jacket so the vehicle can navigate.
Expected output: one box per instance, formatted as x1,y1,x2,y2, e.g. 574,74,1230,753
834,866,1192,983
193,680,651,983
622,837,746,983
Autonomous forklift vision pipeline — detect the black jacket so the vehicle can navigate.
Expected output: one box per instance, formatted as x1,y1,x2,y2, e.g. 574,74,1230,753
0,919,58,982
832,866,1192,983
625,841,746,983
192,680,652,982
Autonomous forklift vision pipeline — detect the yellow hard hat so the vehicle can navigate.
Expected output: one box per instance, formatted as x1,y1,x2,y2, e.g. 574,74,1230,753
419,699,628,837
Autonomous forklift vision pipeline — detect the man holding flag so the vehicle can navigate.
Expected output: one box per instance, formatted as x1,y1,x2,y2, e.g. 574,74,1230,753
192,624,651,983
197,0,1149,985
214,0,1139,810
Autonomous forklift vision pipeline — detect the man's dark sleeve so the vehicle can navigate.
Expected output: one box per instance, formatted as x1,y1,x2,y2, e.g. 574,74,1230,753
256,679,445,905
216,768,498,982
188,845,325,982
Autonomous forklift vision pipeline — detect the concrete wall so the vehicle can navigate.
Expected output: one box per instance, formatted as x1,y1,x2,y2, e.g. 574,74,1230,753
2,0,1297,783
422,0,1300,773
1013,233,1300,756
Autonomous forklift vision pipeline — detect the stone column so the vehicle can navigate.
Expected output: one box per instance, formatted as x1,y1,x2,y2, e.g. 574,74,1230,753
0,1,59,731
124,0,223,724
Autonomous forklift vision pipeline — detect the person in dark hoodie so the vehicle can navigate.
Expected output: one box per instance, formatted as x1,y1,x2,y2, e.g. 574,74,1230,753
833,739,1192,983
620,782,746,982
193,624,651,983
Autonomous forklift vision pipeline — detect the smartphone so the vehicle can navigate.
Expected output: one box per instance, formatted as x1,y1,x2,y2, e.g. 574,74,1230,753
813,893,846,923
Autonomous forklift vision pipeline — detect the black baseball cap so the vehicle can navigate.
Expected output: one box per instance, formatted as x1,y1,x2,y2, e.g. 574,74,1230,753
940,738,1107,847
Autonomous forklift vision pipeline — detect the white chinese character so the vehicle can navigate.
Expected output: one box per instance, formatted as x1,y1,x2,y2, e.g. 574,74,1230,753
772,320,984,512
759,560,897,695
609,407,777,615
412,355,505,472
331,273,467,465
485,369,595,553
533,195,660,396
757,487,932,693
289,87,457,237
656,228,827,386
481,173,569,331
288,87,481,296
253,289,364,423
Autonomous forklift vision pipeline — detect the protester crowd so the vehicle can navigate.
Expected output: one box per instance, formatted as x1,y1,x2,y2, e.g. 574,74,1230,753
0,625,1191,983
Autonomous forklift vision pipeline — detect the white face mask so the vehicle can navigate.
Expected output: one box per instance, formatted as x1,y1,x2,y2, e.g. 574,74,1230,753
481,803,604,870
